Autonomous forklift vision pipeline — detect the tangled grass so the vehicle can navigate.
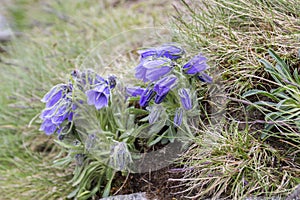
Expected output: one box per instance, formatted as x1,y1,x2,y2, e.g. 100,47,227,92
174,0,300,92
171,0,300,199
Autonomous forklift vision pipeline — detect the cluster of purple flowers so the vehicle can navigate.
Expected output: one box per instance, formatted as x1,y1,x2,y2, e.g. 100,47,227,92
39,84,76,135
40,43,211,136
127,43,212,126
40,70,117,136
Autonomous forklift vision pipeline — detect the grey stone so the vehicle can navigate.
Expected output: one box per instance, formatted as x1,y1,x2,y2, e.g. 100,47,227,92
99,192,149,200
0,15,13,41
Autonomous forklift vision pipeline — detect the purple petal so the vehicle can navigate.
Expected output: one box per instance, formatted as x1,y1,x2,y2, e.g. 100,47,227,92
198,72,213,83
39,119,57,135
174,108,183,127
45,90,63,107
154,93,168,104
178,88,192,110
153,75,177,96
183,53,209,75
146,66,172,82
86,90,97,105
94,93,108,110
139,88,155,107
126,86,145,97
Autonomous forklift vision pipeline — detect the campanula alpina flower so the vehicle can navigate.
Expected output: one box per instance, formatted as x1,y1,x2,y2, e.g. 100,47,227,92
86,83,110,110
138,43,185,60
139,87,155,107
39,118,58,135
41,84,68,107
40,84,75,135
174,108,183,127
135,58,173,83
178,88,192,110
108,75,117,89
51,100,72,124
183,53,209,75
198,72,213,83
40,97,75,134
126,86,145,97
153,75,177,97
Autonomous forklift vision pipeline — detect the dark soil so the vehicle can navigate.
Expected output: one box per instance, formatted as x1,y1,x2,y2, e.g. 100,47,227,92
114,166,186,200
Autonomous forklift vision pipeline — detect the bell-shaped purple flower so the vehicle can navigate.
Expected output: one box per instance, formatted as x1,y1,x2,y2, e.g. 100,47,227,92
138,43,185,60
40,97,75,135
41,84,68,107
135,58,173,83
178,88,192,110
154,93,168,104
86,83,110,110
108,75,117,89
51,102,71,124
126,86,145,97
198,72,213,83
153,75,177,96
174,108,183,127
39,118,58,135
183,53,209,75
139,87,155,107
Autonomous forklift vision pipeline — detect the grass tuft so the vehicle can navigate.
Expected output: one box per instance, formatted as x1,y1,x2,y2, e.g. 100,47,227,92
174,0,300,93
171,123,300,199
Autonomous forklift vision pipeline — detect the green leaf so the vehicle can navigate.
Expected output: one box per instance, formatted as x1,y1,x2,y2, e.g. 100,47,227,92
243,89,279,101
148,130,168,146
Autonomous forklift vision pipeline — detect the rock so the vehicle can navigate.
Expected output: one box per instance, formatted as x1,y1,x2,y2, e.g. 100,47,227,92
99,192,149,200
0,15,13,42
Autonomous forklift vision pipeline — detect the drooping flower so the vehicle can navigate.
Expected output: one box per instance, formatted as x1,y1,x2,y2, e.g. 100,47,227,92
139,87,155,107
39,118,58,135
174,108,183,127
138,43,185,60
40,84,75,135
86,83,110,110
178,88,192,110
51,100,72,124
108,75,117,89
41,84,68,107
183,53,209,75
153,75,177,104
40,97,74,132
198,72,213,83
126,86,145,97
135,58,173,83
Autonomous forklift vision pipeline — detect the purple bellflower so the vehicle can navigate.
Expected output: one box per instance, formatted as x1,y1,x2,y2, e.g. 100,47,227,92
126,86,145,97
40,84,75,135
138,43,185,60
198,72,213,83
86,83,110,110
108,75,117,89
174,108,183,127
178,88,192,110
183,53,209,75
153,74,177,104
135,58,173,83
139,87,155,107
